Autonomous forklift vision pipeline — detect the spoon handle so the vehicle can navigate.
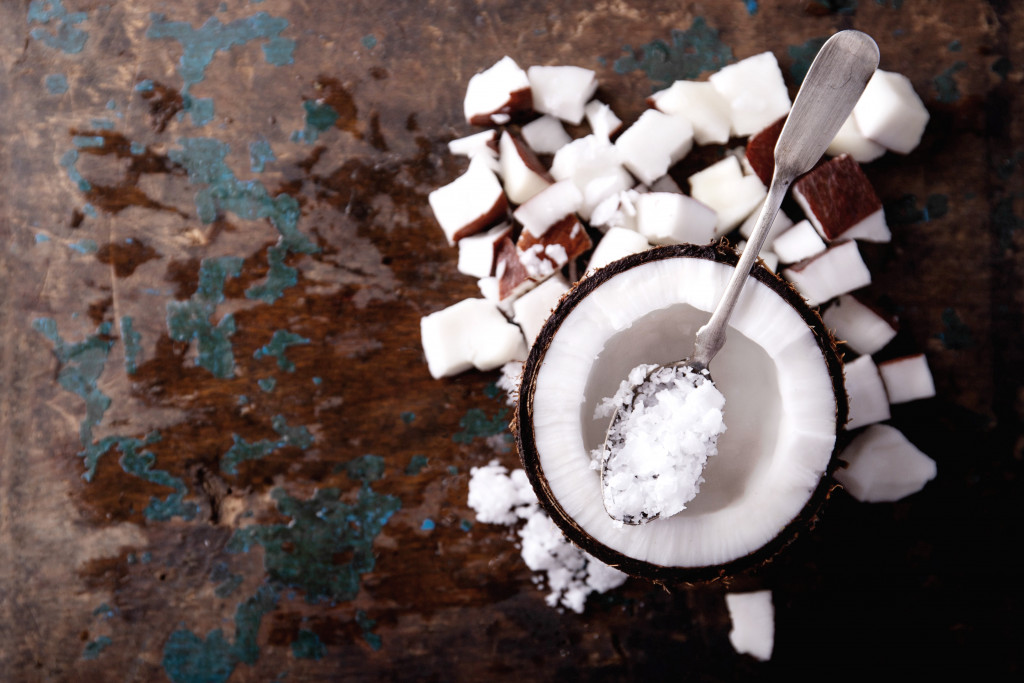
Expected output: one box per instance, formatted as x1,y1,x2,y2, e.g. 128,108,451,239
691,30,879,369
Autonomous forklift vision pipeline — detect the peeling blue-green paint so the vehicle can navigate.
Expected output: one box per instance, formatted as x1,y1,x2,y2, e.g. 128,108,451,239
91,118,115,130
60,149,92,192
130,141,146,155
936,307,974,350
83,204,97,218
742,0,759,15
404,454,428,475
82,635,112,660
227,479,400,604
355,610,381,651
339,454,386,483
613,17,733,92
214,573,244,598
948,40,962,52
27,0,88,54
135,79,155,92
935,61,967,103
220,414,314,475
258,377,276,392
249,139,276,172
447,465,458,475
294,100,339,144
884,193,949,225
262,37,296,66
459,519,473,532
420,518,435,531
291,629,325,660
788,37,829,86
453,408,509,444
361,34,378,49
400,411,416,424
121,316,141,374
166,256,243,378
93,603,116,618
254,330,310,372
69,239,98,254
35,233,51,243
45,73,68,94
103,433,199,521
162,583,279,683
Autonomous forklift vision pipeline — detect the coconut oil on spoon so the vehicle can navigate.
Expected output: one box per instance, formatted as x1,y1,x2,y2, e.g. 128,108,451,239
597,30,880,526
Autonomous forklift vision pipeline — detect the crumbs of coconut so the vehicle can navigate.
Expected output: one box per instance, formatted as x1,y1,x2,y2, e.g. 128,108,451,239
593,363,726,525
468,460,628,613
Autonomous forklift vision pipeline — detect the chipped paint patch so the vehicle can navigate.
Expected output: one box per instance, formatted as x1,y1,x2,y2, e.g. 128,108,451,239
453,408,509,444
27,0,88,54
220,415,314,475
291,629,325,660
935,61,967,103
788,37,828,85
166,256,243,378
254,329,310,372
613,17,733,92
936,308,974,350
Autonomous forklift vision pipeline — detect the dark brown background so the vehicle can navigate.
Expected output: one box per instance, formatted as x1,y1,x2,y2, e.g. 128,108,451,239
1,1,1021,681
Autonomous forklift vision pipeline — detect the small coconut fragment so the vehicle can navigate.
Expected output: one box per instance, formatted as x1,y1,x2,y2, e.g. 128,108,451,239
467,460,537,524
584,100,623,141
878,354,936,404
614,109,694,186
647,79,732,145
589,189,642,233
490,236,534,301
512,274,570,346
738,208,793,251
725,591,775,662
821,294,898,355
527,65,598,125
428,157,509,244
521,114,572,154
852,70,930,154
448,129,498,160
709,52,792,137
499,130,554,204
827,113,886,163
835,424,936,502
585,227,651,274
635,192,717,246
743,116,786,186
517,215,592,278
782,241,872,307
843,355,892,430
792,154,891,243
464,56,533,126
771,219,827,264
550,135,634,220
420,298,527,379
513,179,583,237
688,156,767,235
457,222,512,278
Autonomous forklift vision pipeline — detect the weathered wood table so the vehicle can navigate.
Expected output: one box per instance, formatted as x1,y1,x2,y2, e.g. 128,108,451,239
2,1,1021,680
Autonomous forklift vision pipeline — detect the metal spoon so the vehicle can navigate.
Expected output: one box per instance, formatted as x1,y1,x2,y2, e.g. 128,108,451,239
600,30,880,525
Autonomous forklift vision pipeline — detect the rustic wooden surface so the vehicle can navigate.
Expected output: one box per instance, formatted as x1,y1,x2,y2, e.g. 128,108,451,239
1,1,1022,681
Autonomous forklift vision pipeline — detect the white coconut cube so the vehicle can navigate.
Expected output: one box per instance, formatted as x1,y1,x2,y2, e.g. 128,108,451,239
635,192,717,246
521,115,572,154
527,65,598,125
428,157,508,245
725,591,774,662
589,189,641,233
781,241,871,307
512,274,570,346
513,179,583,238
649,175,683,194
709,52,792,137
614,109,694,186
878,354,936,404
822,294,898,355
457,223,512,279
738,209,793,250
852,70,930,154
648,80,732,145
499,131,552,205
463,56,532,125
843,355,892,430
771,219,827,264
835,424,937,502
421,298,528,379
584,100,623,141
448,129,497,160
585,227,651,274
827,113,886,163
688,156,767,235
550,135,634,220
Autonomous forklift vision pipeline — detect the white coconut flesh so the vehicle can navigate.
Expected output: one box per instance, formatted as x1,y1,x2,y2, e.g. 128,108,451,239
525,252,840,571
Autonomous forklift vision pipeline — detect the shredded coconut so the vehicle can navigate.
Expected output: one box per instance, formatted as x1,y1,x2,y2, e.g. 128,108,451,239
495,360,524,406
593,363,726,524
467,460,628,612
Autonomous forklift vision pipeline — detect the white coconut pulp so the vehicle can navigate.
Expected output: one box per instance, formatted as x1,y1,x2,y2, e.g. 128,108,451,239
527,252,839,570
594,363,726,525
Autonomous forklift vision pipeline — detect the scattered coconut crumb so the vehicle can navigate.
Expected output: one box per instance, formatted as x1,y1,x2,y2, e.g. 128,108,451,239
468,460,628,612
496,360,524,406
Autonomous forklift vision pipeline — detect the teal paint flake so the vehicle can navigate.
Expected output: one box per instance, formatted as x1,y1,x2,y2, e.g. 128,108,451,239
262,37,295,66
167,137,318,303
45,73,68,94
400,411,416,424
452,407,509,444
93,603,116,618
83,204,97,218
404,454,427,475
743,0,759,14
162,584,279,683
312,376,322,386
948,40,962,52
91,433,199,521
355,610,382,651
361,34,378,49
227,484,401,604
147,11,292,126
69,239,98,254
27,0,88,54
121,316,141,374
483,383,500,399
253,329,309,372
258,377,276,392
339,454,386,483
249,139,276,172
220,414,314,475
788,37,829,86
936,308,974,350
420,518,435,531
935,61,967,103
295,100,339,144
459,519,473,532
130,141,146,155
884,194,949,225
166,256,243,378
447,465,458,475
291,629,325,660
135,79,155,92
613,17,733,92
214,574,244,598
35,233,51,243
91,118,115,130
82,635,112,660
60,149,92,192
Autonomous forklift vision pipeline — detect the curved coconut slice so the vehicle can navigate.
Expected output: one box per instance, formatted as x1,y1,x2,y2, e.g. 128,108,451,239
834,424,936,502
464,56,533,126
516,244,846,582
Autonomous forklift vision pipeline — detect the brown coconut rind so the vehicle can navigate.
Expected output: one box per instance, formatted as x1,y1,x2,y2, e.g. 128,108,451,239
514,243,848,586
744,116,786,186
467,88,534,127
792,154,883,241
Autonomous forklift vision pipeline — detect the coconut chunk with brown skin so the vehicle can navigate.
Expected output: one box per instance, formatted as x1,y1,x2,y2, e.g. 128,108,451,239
521,115,572,154
614,109,694,186
499,130,553,204
448,129,498,160
822,294,898,355
585,100,623,141
550,135,635,220
636,192,717,246
709,52,792,137
464,56,533,126
782,240,871,307
513,179,583,237
527,65,598,125
688,156,767,235
516,214,592,279
648,79,732,145
512,274,570,346
742,116,786,186
771,219,827,264
585,227,651,274
420,298,527,379
843,355,892,430
878,354,936,404
835,424,937,502
827,112,886,163
428,157,509,245
792,154,891,243
489,236,534,302
852,70,930,154
457,222,512,279
726,591,775,662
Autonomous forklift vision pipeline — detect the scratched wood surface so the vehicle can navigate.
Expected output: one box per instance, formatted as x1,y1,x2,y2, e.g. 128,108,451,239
1,1,1022,681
